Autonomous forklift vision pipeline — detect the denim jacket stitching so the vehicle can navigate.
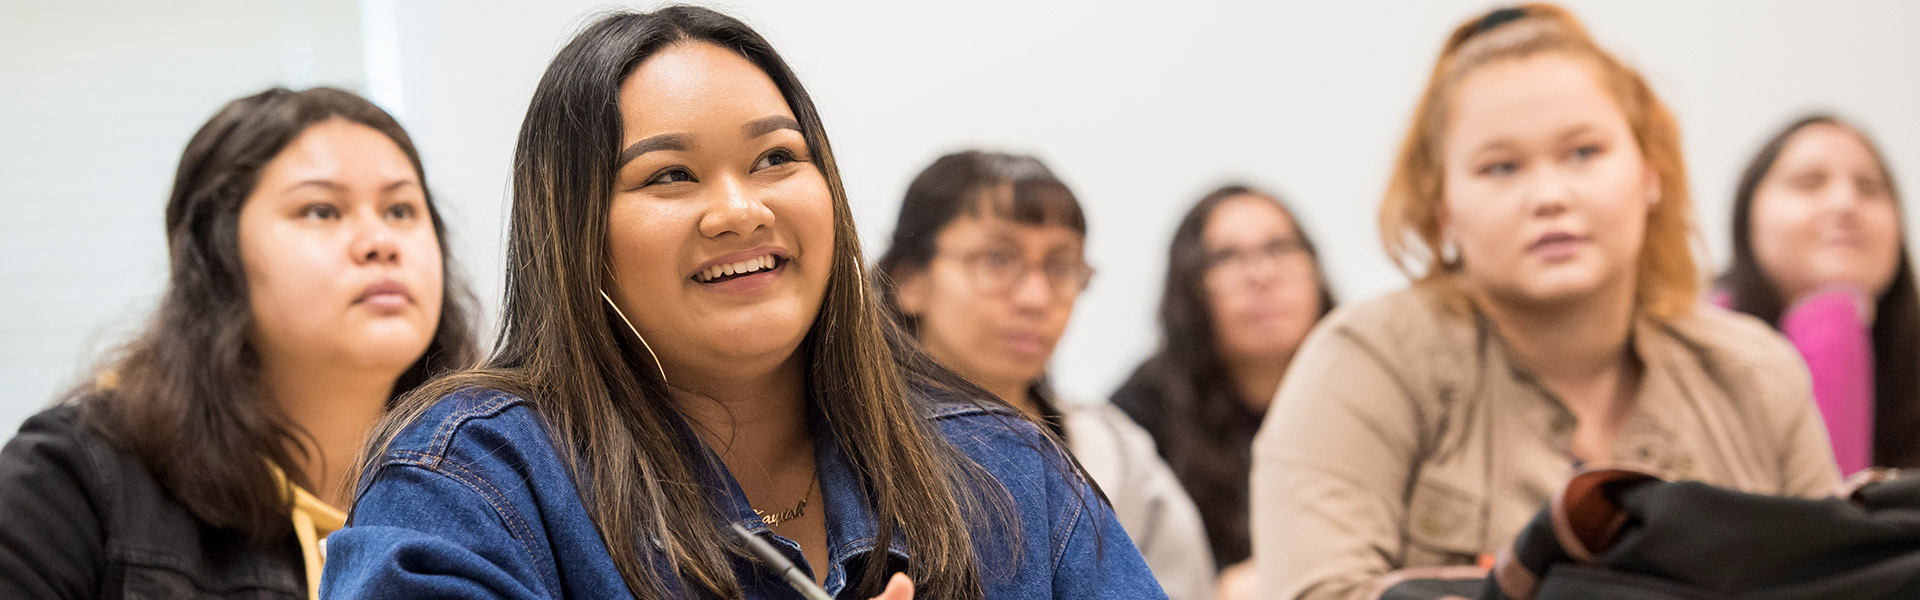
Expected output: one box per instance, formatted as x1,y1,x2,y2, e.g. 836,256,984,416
386,449,558,588
924,404,1002,421
425,392,516,458
1049,489,1085,572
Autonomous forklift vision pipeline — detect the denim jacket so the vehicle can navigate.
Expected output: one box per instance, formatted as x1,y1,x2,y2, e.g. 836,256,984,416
320,388,1167,599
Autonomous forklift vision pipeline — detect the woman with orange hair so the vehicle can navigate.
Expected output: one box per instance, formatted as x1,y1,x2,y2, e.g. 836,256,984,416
1249,5,1839,599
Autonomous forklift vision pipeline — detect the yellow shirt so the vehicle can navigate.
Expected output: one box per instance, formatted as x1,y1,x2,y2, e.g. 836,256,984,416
269,464,347,600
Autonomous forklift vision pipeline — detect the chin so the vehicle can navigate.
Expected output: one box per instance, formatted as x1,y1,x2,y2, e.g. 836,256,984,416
343,343,433,372
1516,280,1609,308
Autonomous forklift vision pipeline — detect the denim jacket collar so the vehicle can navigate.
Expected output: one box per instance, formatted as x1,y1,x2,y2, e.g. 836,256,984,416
676,401,911,596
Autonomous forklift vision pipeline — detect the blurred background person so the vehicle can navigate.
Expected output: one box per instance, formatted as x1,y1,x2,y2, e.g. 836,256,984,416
877,150,1216,600
1717,115,1918,475
1251,5,1840,600
0,87,478,600
10,2,1920,461
1112,184,1335,599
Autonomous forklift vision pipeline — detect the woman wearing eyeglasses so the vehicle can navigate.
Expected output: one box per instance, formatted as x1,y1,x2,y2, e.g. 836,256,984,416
1113,185,1337,600
875,150,1215,600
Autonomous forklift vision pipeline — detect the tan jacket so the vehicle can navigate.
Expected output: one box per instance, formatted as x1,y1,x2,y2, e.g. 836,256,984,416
1251,288,1840,600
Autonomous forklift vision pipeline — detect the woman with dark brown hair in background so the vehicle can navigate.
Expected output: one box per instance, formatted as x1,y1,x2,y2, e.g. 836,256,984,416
1717,115,1920,475
1251,5,1838,599
874,150,1216,600
1112,184,1335,599
0,87,479,599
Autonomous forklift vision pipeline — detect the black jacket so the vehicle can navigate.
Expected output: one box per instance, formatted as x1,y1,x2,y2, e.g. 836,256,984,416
0,404,305,599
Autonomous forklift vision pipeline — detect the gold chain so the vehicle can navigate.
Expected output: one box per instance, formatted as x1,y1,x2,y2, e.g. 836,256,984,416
753,467,817,527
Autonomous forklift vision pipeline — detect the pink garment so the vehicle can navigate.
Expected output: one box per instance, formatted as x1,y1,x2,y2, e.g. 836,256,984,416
1716,289,1875,474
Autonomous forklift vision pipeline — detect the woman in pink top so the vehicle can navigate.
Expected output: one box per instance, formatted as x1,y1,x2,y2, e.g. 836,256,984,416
1718,115,1919,473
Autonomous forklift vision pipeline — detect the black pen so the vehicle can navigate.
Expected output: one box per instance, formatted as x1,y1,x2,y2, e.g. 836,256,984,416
730,521,836,600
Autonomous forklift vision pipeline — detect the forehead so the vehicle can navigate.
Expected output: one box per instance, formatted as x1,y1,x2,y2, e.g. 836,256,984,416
1445,53,1624,149
617,41,794,137
261,119,416,183
1777,123,1880,170
940,212,1083,248
1204,195,1295,245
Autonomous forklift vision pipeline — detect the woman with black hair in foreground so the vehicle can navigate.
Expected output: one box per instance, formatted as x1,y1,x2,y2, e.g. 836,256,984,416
323,7,1161,600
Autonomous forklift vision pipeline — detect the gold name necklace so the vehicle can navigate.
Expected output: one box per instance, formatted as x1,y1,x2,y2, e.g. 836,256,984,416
754,467,817,527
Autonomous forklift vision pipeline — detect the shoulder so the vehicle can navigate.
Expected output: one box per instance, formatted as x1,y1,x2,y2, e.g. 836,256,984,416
357,387,570,511
377,387,547,462
1280,287,1479,408
7,403,90,455
920,388,1051,453
3,401,140,503
912,385,1080,489
1056,400,1182,505
1058,401,1158,461
1657,303,1801,371
1108,359,1170,425
2,404,102,493
1650,305,1812,419
1653,304,1808,398
1311,286,1476,354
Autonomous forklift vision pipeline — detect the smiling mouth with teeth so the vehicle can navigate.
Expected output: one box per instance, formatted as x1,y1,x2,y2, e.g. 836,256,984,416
694,255,781,283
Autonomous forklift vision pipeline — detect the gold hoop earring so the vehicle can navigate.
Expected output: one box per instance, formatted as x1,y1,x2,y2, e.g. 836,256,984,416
599,288,668,385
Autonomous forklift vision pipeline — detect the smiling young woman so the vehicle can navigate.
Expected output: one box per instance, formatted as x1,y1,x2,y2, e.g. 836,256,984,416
1718,115,1920,474
0,87,478,600
1248,5,1840,600
321,7,1163,600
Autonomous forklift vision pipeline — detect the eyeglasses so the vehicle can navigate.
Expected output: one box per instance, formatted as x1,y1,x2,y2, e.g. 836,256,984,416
939,247,1094,298
1206,238,1313,282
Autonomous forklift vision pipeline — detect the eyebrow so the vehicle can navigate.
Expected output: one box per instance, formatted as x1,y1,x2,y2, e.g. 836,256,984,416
284,179,346,194
282,179,418,194
743,115,801,139
614,116,803,169
1468,139,1520,158
618,133,692,167
1467,123,1608,156
1554,123,1602,143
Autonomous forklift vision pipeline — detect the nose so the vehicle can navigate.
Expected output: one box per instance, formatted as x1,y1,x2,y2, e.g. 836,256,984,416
697,175,775,239
1244,257,1281,290
1824,180,1865,212
1007,267,1059,313
1524,168,1572,218
350,217,401,265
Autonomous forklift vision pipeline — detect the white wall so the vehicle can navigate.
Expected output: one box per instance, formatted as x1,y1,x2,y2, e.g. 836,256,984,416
0,0,366,433
371,0,1920,406
5,0,1919,434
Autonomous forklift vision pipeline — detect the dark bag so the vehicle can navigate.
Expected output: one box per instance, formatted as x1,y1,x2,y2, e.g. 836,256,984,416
1481,468,1920,600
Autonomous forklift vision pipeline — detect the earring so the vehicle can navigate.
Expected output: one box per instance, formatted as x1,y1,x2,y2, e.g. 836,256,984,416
600,288,668,385
1439,238,1463,268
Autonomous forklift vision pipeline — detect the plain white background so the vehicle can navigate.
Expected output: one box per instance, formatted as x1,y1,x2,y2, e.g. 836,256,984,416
4,0,1919,434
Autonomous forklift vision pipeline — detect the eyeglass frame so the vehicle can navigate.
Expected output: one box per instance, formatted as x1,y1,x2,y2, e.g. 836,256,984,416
1204,236,1313,281
930,246,1095,298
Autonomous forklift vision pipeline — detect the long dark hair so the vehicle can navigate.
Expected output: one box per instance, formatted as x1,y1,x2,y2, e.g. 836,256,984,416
362,8,1012,598
873,150,1086,334
1718,114,1920,468
74,87,478,543
1116,184,1334,564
